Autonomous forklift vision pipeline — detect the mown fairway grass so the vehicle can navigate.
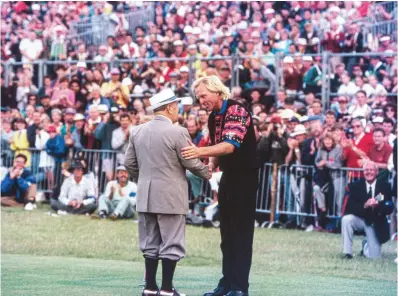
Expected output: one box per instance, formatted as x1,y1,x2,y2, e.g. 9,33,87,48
1,205,397,296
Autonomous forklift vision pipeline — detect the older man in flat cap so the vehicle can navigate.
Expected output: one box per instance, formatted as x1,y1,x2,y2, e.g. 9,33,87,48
125,88,210,296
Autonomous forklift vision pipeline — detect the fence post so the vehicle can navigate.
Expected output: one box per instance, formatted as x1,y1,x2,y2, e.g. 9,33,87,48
4,60,9,87
321,51,329,111
188,56,194,88
38,60,44,88
275,52,282,92
235,53,240,89
231,54,236,88
270,163,278,223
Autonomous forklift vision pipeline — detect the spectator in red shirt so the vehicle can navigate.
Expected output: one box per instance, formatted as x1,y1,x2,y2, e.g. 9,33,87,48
342,118,374,172
364,128,392,170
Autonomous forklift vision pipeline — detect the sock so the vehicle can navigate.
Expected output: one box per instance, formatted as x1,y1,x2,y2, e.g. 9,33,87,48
145,257,159,290
161,258,177,291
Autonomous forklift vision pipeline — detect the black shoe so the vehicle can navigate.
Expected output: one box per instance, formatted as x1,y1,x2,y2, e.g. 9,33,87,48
225,291,249,296
98,211,107,219
142,288,159,296
159,288,185,296
343,254,353,259
359,239,367,257
203,286,229,296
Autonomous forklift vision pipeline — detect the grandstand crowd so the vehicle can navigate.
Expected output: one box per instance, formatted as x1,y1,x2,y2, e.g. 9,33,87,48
0,2,397,237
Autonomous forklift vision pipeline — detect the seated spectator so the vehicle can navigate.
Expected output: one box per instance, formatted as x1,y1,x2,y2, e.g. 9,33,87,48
341,161,394,259
1,154,37,210
97,166,137,220
50,162,96,215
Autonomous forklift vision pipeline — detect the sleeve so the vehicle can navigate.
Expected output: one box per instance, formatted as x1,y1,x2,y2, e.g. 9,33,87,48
103,181,112,199
94,122,105,140
124,131,139,182
100,83,109,97
16,173,36,192
315,149,322,164
221,105,250,148
27,127,36,148
1,174,15,194
58,178,70,205
82,180,96,205
176,128,209,180
326,147,343,169
111,128,125,150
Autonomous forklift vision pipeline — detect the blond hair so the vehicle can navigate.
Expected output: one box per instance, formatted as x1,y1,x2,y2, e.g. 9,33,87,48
191,75,231,100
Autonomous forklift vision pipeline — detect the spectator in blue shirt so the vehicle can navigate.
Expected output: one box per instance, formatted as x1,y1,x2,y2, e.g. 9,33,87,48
1,153,37,209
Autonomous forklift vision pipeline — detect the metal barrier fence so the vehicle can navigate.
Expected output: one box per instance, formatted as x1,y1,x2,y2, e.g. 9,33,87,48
1,148,120,197
67,4,155,49
1,149,392,225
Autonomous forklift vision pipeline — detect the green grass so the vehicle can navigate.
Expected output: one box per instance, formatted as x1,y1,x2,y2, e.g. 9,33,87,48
1,205,397,296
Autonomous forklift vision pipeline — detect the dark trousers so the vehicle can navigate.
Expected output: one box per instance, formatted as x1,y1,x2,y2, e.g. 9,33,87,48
50,199,96,215
217,169,258,292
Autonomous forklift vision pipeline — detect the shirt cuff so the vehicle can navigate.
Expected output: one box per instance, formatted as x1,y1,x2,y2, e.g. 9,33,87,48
224,138,240,148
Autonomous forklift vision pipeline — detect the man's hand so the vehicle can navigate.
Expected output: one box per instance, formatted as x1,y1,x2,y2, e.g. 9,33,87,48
316,160,327,168
74,200,83,209
357,158,368,167
364,198,378,209
68,200,77,207
288,138,298,149
9,167,18,179
181,140,201,160
206,163,214,179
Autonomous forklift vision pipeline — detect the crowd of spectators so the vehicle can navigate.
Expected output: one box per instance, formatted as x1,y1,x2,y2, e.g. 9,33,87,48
0,2,397,241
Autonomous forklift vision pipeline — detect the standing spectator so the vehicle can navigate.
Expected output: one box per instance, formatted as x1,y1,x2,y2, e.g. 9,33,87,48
322,20,345,70
365,128,392,173
16,76,37,110
337,72,359,97
343,23,363,73
46,124,67,185
86,84,111,110
10,118,31,168
27,111,41,148
19,31,43,65
97,166,137,220
71,113,87,150
383,118,397,147
282,56,302,97
100,68,129,108
314,133,344,227
51,77,75,108
342,118,374,172
348,91,372,119
303,56,322,95
111,113,132,166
